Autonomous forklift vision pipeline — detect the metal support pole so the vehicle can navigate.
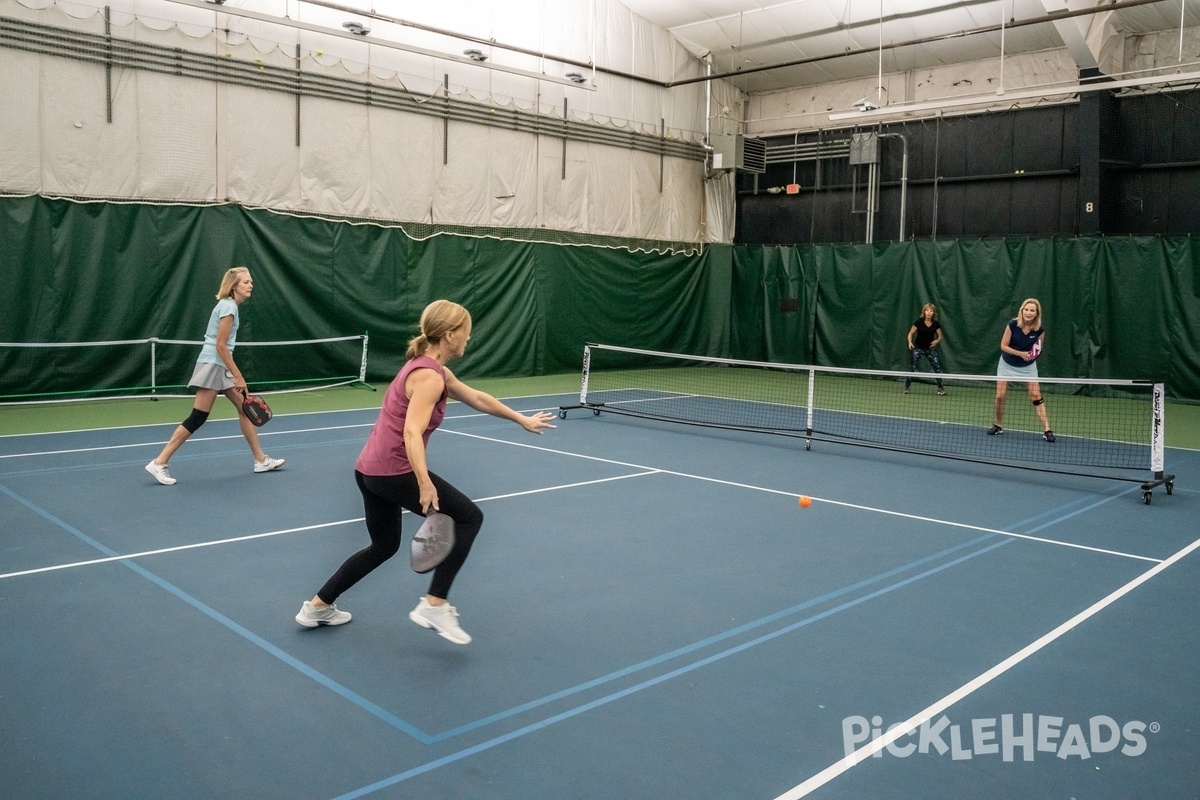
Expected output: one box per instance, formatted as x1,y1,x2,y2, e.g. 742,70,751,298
104,6,113,123
879,132,909,240
295,44,302,147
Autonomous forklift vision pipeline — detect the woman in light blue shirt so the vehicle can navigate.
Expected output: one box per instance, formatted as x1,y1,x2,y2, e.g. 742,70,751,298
145,267,284,485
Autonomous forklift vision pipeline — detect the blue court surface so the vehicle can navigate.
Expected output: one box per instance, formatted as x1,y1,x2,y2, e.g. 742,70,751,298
1,394,1197,799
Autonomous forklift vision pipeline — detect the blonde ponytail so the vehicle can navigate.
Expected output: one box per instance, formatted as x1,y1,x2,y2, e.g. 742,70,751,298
405,332,429,360
406,300,471,361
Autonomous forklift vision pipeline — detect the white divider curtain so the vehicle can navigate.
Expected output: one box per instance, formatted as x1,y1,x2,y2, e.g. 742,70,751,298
0,0,743,244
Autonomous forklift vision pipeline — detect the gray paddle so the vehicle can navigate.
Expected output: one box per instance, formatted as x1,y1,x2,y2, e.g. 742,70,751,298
411,511,456,573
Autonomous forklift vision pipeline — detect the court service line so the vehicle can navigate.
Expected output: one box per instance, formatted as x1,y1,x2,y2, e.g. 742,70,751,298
0,471,660,581
0,423,374,460
0,403,559,460
445,430,1162,564
0,409,374,439
735,488,1160,564
0,402,558,456
773,535,1200,800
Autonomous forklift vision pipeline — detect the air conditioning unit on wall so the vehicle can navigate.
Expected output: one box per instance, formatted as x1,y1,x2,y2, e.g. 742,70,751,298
709,133,766,173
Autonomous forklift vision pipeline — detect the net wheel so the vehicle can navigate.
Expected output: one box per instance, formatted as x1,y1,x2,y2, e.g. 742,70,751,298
1166,481,1174,495
592,408,600,416
558,409,567,420
1142,490,1152,505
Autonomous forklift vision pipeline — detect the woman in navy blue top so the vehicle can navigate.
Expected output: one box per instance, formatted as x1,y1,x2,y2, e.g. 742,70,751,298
988,298,1054,442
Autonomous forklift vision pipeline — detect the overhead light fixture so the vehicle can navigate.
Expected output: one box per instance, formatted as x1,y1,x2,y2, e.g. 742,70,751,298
206,0,227,4
852,97,879,112
831,69,1200,122
565,72,586,84
342,21,369,36
463,48,487,62
161,0,594,89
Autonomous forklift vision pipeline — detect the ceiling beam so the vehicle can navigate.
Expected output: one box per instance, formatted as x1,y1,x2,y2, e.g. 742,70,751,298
1040,0,1101,71
666,0,1167,88
827,68,1200,122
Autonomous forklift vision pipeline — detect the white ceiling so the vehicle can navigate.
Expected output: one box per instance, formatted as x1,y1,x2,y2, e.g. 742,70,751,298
617,0,1199,93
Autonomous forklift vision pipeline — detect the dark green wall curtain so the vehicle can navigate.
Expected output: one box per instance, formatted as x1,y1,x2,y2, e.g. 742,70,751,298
0,197,730,395
2,196,1197,401
730,237,1200,401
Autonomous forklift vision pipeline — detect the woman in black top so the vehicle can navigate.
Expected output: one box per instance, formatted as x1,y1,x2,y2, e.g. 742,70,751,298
905,303,945,395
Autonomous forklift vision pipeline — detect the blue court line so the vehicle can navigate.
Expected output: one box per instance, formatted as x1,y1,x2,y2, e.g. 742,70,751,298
2,471,1004,746
1,474,1011,753
1010,450,1195,535
426,532,1000,742
0,481,435,744
5,453,1168,793
331,536,1016,800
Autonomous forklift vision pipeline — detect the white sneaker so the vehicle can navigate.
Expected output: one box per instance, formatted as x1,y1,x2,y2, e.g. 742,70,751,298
145,461,176,485
254,456,285,473
409,597,471,644
295,600,351,627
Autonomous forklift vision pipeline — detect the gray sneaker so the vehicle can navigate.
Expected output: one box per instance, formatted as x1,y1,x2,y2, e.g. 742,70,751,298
295,600,351,627
145,461,177,485
409,598,471,644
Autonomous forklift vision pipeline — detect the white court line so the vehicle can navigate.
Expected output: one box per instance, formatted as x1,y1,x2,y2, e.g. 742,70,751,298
773,536,1200,800
0,397,567,441
0,471,658,581
0,424,373,460
0,406,561,460
1,422,1159,574
0,406,379,439
446,430,1161,563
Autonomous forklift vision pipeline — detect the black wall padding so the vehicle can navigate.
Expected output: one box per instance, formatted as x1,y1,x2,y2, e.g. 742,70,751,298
737,88,1200,244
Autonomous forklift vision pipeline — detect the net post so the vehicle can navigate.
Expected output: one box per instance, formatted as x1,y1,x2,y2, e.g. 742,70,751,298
149,337,158,398
580,343,592,406
356,333,375,390
556,343,592,418
1150,382,1165,475
805,367,815,451
1138,383,1174,503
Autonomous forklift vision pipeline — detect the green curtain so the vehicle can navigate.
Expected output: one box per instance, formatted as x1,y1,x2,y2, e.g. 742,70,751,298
1,196,1196,401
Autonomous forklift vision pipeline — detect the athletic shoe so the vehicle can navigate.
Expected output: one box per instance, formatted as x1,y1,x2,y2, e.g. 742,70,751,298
295,600,351,627
145,461,177,485
937,388,947,396
1043,430,1056,443
987,424,1003,435
409,598,472,645
254,456,285,473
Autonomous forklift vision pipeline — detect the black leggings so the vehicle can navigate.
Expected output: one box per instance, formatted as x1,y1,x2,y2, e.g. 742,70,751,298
317,470,484,604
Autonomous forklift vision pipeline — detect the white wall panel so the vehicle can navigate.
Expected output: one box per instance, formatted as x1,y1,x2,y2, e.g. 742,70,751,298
1,0,730,244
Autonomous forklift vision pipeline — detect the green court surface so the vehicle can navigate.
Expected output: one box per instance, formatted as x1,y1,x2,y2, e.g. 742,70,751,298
0,375,582,436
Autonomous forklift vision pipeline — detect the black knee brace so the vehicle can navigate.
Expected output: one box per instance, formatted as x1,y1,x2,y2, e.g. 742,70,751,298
182,408,210,433
1032,398,1045,407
